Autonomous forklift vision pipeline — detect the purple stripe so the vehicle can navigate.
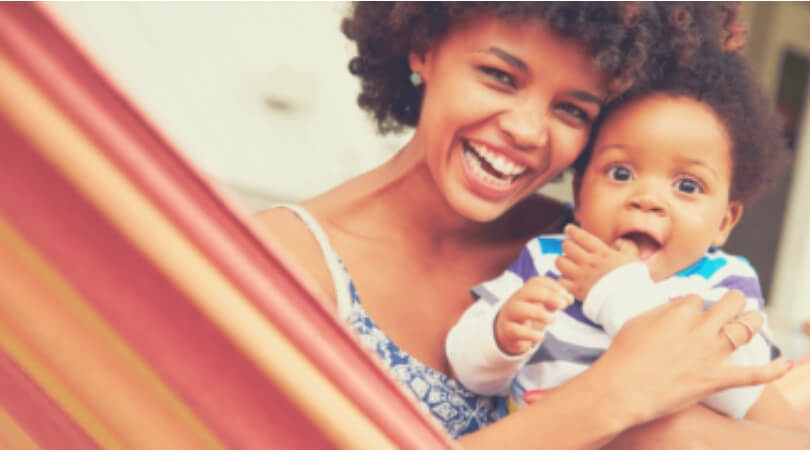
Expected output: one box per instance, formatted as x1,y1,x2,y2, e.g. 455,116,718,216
541,271,603,329
714,275,764,308
507,246,539,282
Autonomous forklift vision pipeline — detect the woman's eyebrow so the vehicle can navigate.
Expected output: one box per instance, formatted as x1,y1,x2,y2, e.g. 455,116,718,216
477,47,604,105
479,46,528,72
568,90,604,106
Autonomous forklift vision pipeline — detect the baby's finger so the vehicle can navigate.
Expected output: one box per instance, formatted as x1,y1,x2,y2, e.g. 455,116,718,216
523,278,574,309
564,224,609,253
558,277,576,298
555,255,579,279
503,321,545,343
561,238,593,264
506,300,557,325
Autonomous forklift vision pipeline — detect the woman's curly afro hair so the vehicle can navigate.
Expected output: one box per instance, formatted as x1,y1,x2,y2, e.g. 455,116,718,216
575,46,789,205
341,2,748,134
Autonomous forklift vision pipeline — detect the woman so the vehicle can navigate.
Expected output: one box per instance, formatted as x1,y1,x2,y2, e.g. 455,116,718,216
257,3,806,448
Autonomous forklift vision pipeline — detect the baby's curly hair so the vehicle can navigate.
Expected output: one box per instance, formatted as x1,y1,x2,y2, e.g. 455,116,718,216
575,46,789,205
342,2,747,134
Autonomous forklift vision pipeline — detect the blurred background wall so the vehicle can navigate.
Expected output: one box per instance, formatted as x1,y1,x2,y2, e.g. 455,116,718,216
47,2,810,357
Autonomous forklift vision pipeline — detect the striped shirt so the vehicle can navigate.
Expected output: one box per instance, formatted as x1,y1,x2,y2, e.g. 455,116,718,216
446,234,779,419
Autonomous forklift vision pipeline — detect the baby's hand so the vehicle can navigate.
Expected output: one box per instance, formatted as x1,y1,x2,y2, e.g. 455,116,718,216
555,224,640,300
494,276,573,356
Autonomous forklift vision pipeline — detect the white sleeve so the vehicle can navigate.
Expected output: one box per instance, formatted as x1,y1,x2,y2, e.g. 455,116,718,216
446,299,534,395
581,262,668,337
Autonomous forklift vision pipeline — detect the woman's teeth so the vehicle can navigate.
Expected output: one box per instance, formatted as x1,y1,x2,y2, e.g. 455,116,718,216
463,141,527,187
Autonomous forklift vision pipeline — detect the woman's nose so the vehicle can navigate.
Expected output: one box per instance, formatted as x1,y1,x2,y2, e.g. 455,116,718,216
498,103,548,150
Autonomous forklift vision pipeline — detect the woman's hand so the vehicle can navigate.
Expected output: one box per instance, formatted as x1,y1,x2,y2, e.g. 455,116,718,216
580,289,793,426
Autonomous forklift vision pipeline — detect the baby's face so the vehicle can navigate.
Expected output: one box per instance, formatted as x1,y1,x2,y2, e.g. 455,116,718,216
574,94,742,282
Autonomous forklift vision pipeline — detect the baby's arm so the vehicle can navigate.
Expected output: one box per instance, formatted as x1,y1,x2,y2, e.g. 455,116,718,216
446,246,571,395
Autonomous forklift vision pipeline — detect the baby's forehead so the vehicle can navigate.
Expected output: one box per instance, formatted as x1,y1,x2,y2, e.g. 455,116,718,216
586,94,734,172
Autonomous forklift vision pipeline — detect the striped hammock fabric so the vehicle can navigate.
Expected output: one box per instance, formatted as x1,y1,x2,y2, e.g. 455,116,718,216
0,3,454,449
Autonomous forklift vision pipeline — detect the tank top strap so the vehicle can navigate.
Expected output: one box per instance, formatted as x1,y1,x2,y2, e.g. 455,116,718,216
271,204,354,319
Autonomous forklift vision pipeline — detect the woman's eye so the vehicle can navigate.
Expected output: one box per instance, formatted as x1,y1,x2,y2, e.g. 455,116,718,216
480,66,517,89
674,178,703,194
556,103,590,124
607,166,632,182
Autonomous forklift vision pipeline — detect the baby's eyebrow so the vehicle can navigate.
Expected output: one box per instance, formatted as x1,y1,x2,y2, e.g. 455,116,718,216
679,158,719,179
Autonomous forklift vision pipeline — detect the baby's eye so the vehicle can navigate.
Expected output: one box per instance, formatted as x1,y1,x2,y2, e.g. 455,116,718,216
607,166,633,182
479,66,517,89
674,178,703,194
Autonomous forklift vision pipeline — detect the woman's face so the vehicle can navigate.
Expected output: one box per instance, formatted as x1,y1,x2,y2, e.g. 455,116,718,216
410,16,608,222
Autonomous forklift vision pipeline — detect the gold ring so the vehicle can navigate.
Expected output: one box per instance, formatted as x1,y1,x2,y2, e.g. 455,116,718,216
732,319,755,343
722,327,739,351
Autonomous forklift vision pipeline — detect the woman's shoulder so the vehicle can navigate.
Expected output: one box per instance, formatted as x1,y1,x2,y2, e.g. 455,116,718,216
253,206,338,305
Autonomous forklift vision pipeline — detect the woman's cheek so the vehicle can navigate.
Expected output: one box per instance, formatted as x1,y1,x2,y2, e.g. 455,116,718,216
554,128,589,169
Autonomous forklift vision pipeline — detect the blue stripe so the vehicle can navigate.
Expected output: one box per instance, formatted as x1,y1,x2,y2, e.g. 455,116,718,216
538,237,563,255
676,255,727,279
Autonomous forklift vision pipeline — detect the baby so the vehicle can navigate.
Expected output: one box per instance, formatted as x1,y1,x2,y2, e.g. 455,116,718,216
446,47,789,420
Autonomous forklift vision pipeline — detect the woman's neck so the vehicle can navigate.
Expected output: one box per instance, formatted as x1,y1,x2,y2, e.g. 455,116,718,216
306,138,490,256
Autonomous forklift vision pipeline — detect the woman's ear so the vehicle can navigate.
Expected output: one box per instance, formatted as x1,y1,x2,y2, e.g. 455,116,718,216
409,50,431,84
711,201,743,248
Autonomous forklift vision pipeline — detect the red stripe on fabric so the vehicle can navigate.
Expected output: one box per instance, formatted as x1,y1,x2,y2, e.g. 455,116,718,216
0,345,101,450
0,4,454,448
0,116,337,450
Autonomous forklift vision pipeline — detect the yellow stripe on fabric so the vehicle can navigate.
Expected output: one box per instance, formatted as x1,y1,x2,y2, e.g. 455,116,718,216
0,214,225,450
0,297,123,448
0,405,41,450
0,52,397,449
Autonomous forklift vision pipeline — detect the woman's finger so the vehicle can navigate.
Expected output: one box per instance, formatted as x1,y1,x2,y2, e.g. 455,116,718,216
720,358,793,388
701,289,747,330
719,310,763,352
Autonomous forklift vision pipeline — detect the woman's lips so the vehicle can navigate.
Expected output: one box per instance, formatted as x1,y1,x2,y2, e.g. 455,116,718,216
460,139,527,199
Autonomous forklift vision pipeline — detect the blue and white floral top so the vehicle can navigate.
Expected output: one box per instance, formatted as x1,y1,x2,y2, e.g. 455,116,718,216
279,204,504,439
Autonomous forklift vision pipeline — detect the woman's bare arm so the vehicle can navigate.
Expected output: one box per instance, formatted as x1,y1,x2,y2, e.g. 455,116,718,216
459,291,793,449
604,400,810,450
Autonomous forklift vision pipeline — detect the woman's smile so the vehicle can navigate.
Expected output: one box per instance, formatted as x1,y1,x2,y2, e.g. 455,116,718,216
460,138,530,199
409,16,606,222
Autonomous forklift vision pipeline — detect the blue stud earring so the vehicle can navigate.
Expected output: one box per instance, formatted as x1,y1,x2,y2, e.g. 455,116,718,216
410,72,422,87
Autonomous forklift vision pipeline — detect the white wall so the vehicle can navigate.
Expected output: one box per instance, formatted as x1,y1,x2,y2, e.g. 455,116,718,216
47,2,407,204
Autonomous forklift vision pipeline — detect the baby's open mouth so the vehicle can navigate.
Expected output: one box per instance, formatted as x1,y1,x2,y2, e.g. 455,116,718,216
620,231,661,261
